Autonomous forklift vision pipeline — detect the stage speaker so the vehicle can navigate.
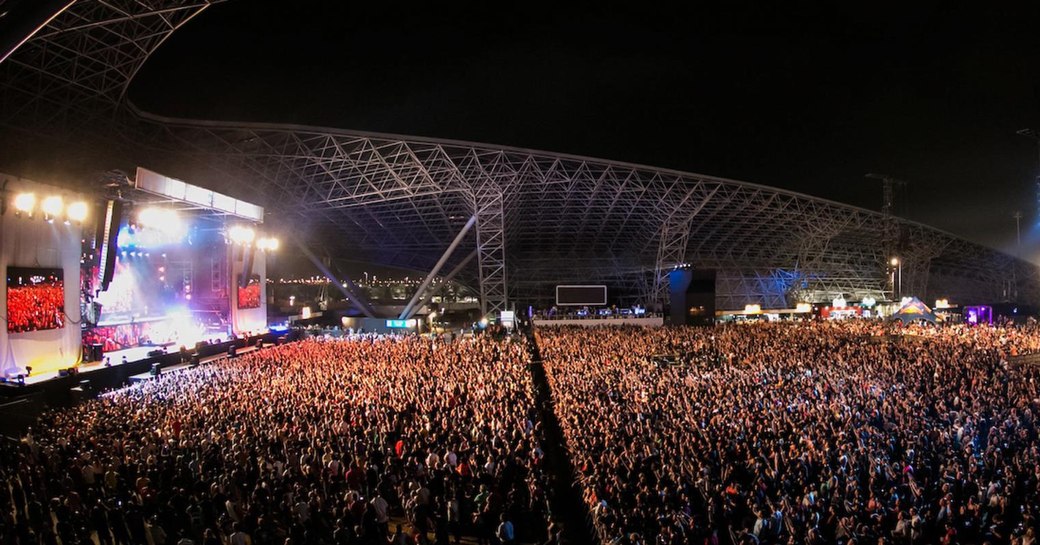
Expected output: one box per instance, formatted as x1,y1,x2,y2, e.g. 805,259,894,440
190,354,200,367
227,345,237,358
97,200,123,292
150,363,161,376
669,269,716,326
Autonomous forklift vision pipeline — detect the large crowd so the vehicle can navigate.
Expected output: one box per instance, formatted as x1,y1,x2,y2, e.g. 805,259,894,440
538,321,1040,545
9,318,1040,545
0,334,551,545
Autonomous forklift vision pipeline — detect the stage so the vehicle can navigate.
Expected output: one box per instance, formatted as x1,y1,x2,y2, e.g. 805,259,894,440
24,344,179,386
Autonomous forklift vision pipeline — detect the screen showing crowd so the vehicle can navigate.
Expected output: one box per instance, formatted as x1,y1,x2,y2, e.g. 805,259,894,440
6,267,64,333
237,274,261,309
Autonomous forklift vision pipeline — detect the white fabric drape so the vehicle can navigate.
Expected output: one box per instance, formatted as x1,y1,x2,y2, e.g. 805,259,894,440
0,178,84,377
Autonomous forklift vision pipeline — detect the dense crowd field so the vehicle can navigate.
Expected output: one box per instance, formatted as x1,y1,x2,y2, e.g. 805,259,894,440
0,335,548,545
6,321,1040,545
538,322,1040,545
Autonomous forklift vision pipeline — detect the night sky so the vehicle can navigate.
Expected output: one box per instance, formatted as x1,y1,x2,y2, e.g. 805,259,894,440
131,1,1040,256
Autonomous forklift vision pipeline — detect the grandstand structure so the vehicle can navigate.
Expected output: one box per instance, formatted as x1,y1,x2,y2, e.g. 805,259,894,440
1,0,1036,315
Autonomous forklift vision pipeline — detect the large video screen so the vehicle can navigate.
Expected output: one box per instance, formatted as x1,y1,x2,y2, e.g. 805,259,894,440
94,258,177,322
7,267,65,333
556,285,607,306
237,274,261,309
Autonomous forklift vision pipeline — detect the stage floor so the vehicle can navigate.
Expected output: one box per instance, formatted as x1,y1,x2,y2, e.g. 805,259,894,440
23,345,166,385
22,343,269,387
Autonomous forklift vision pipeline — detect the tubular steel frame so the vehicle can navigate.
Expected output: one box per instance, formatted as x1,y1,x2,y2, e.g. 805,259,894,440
1,0,1037,314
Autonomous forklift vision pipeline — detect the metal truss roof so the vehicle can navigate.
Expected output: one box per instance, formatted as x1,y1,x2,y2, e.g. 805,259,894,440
1,0,1036,312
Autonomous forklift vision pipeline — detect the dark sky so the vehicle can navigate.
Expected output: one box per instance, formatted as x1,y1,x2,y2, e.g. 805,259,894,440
131,1,1040,255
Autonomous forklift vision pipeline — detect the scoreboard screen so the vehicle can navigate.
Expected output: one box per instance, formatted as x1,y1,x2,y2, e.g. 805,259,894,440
556,285,607,306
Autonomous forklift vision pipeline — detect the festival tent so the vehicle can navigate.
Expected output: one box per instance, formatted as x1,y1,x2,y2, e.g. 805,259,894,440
889,297,937,324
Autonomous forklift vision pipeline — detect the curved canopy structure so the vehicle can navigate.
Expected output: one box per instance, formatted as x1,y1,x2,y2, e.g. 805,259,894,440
1,0,1036,314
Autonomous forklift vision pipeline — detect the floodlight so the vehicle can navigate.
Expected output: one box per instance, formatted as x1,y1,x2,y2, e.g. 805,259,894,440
229,225,255,244
41,195,63,221
67,201,89,222
14,193,36,215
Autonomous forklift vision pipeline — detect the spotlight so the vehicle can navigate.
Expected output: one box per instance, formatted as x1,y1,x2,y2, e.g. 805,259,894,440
228,225,255,245
13,193,35,216
41,195,63,220
66,201,89,223
138,207,184,236
257,237,280,251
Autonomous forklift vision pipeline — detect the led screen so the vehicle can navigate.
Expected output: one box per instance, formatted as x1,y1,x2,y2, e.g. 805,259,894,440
237,274,261,309
7,267,65,333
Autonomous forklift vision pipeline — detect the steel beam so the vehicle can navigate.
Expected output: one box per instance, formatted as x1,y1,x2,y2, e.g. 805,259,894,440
399,215,476,319
405,250,477,320
292,237,376,318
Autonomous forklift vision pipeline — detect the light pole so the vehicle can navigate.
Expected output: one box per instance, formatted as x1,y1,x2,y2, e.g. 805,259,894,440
890,257,901,300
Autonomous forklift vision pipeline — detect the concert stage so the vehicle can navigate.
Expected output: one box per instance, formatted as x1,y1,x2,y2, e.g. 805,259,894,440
2,168,274,381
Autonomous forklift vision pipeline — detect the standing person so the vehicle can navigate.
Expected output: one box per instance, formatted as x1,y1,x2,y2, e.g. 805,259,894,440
496,513,515,545
229,523,252,545
446,494,461,545
370,491,390,539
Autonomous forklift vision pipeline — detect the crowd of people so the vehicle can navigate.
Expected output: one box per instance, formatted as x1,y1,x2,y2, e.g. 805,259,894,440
6,282,65,333
0,334,552,545
12,316,1040,545
538,321,1040,545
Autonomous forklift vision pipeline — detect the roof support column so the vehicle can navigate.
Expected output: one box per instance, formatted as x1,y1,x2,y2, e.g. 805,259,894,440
650,184,718,310
404,250,478,320
473,187,508,317
292,237,377,318
399,215,477,319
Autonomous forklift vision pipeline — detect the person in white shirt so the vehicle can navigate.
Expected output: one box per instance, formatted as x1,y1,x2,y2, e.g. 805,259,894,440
229,524,252,545
369,491,389,532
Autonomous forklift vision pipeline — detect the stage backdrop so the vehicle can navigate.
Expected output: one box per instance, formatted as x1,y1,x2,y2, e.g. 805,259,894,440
229,243,267,335
0,175,84,378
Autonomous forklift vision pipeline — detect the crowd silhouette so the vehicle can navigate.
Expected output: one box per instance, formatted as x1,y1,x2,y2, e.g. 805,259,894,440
7,320,1040,545
538,321,1040,545
0,334,551,545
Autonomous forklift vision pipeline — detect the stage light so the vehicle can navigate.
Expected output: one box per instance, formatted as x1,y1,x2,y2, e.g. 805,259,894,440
137,207,184,237
67,201,89,222
41,195,63,220
229,225,255,245
257,237,280,251
890,257,899,266
13,193,35,215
